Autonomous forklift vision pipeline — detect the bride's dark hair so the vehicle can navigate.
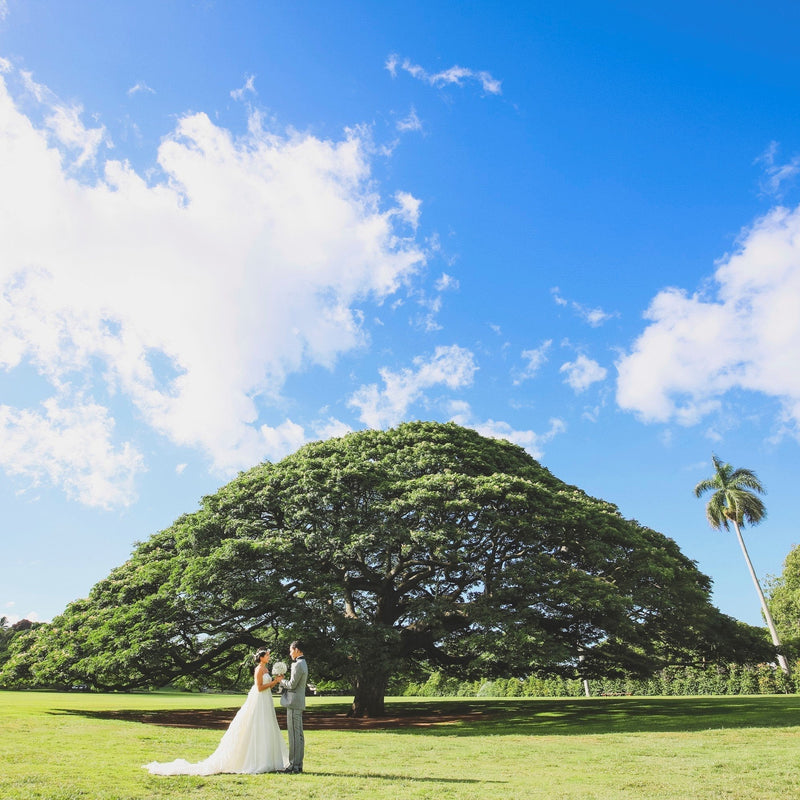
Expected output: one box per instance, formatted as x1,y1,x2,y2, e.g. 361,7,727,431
253,649,269,666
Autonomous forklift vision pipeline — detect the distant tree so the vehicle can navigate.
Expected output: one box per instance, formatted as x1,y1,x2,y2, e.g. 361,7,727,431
694,455,789,675
0,617,9,667
0,618,41,673
2,423,749,715
766,545,800,661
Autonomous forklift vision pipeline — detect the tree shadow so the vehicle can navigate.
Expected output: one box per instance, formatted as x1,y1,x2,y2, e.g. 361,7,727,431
401,696,800,737
50,696,800,737
49,704,489,731
300,770,498,785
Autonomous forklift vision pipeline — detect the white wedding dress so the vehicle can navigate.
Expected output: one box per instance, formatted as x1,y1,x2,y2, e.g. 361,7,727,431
144,670,289,775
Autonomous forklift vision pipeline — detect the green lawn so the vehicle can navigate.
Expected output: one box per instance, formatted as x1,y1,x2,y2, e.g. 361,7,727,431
2,690,800,799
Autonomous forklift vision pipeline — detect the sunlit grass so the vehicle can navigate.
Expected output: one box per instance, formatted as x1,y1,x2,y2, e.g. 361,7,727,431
2,691,800,799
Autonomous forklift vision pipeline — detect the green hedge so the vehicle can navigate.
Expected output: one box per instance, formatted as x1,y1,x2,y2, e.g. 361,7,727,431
397,661,800,697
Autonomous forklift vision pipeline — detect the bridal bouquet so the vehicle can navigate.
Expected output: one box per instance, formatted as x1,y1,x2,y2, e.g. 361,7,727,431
271,661,288,676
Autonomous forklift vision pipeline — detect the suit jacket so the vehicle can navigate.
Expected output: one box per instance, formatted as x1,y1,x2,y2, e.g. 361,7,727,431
280,656,308,710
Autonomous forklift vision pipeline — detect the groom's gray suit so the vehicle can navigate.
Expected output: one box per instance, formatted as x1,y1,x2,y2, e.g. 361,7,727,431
280,655,308,771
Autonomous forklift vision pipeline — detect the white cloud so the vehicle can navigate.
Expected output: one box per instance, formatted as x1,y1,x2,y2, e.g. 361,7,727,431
393,190,421,230
434,272,459,292
259,419,307,462
127,81,155,97
349,345,477,428
17,70,110,170
397,107,423,133
231,74,257,102
515,340,552,384
449,402,566,459
551,287,617,327
581,405,602,423
386,54,501,95
582,307,616,326
0,67,427,501
412,271,458,332
0,397,144,508
385,54,400,77
560,355,608,393
616,204,800,433
756,141,800,198
313,416,353,441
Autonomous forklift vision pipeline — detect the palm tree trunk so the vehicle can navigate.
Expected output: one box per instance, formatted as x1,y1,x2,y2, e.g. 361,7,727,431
732,520,790,676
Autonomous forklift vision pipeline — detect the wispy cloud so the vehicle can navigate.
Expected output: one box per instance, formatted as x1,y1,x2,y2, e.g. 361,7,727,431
397,106,423,133
551,287,618,327
127,81,155,97
514,340,552,384
412,271,459,332
755,141,800,199
435,272,459,292
386,54,501,95
616,204,800,433
18,70,109,170
231,74,257,102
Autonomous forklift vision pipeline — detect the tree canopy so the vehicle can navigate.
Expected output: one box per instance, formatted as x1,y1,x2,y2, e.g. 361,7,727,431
694,455,768,532
768,544,800,659
1,423,771,715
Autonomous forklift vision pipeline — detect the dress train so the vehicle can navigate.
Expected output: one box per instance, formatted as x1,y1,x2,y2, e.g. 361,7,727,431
144,673,289,775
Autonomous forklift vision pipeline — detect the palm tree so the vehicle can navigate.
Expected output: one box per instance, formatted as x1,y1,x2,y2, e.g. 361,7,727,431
694,455,789,675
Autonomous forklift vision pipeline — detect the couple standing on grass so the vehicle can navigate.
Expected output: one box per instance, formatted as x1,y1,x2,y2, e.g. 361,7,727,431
144,640,308,776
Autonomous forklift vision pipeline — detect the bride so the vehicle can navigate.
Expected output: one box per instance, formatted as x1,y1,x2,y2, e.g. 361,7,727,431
144,649,289,775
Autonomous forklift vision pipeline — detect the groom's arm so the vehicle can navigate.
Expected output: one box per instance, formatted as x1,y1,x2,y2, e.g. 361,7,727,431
280,662,296,691
281,661,306,691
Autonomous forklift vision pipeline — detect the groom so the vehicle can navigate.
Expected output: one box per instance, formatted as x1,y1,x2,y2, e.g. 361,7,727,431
279,640,308,774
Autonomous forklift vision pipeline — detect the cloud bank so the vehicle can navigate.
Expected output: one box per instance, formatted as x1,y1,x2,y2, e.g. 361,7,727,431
0,67,426,506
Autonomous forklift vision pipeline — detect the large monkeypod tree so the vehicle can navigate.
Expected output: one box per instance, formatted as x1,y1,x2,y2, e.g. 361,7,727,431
1,422,763,716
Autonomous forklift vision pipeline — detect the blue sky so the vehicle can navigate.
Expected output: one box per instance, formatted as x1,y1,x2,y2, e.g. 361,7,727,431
1,0,799,630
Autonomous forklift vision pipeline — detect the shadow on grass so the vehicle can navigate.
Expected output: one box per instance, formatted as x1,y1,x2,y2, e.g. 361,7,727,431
299,771,499,785
51,695,800,737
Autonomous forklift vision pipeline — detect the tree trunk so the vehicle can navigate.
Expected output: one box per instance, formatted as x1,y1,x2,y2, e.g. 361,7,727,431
733,520,791,676
350,671,388,717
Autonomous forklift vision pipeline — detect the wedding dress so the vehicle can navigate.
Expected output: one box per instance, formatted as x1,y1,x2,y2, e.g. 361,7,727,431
144,670,289,775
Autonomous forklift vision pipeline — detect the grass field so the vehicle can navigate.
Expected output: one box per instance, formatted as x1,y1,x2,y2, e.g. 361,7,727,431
2,690,800,799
